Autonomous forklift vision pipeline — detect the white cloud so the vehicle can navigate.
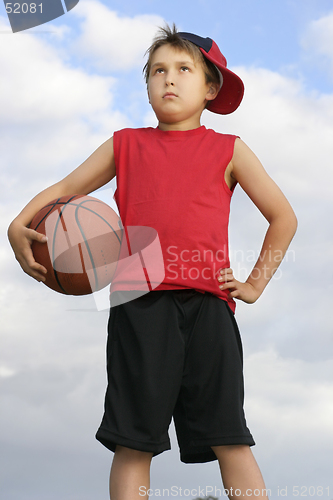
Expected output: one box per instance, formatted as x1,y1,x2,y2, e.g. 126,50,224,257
245,350,333,435
0,18,114,124
301,11,333,79
71,1,164,71
243,350,333,487
0,15,132,209
0,366,16,378
203,65,333,201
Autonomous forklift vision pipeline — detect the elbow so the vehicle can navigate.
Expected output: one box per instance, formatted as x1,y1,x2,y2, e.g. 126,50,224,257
290,209,298,237
283,209,298,244
269,206,298,239
294,214,298,234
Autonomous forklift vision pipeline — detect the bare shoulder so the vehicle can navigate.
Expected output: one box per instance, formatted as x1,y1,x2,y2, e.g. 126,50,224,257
225,138,261,190
230,138,295,223
231,137,266,177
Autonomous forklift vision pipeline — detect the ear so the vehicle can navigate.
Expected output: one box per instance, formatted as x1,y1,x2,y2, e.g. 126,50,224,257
147,88,151,104
205,83,219,101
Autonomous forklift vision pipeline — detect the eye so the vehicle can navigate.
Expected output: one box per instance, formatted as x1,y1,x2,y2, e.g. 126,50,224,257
155,68,164,74
180,66,190,72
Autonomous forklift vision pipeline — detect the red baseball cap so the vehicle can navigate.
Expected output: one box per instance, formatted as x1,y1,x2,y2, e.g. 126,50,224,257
178,32,244,114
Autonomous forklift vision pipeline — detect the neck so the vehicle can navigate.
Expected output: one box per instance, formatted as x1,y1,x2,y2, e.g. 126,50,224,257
157,117,202,132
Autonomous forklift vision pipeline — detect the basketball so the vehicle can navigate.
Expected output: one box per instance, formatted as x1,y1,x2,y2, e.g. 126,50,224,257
30,194,122,295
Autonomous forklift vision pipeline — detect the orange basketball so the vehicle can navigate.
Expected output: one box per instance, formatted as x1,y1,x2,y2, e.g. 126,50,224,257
30,195,122,295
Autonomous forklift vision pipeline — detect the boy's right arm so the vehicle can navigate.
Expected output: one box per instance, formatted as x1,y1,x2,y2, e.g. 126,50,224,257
7,136,116,282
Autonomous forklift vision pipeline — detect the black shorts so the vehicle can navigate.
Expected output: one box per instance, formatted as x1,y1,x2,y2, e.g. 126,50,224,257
95,289,255,464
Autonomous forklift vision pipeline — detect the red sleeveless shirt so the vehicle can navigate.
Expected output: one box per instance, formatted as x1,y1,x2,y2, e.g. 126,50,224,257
112,126,238,313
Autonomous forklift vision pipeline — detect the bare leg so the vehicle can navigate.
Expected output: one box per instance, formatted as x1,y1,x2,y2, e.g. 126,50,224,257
212,445,269,499
109,445,153,500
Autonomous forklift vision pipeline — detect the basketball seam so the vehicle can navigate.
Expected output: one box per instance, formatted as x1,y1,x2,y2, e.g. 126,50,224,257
52,206,70,294
39,200,122,244
74,203,98,292
32,195,81,231
77,200,122,244
31,195,121,295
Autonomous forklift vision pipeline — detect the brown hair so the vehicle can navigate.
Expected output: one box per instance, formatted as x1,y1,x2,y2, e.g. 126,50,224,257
143,23,220,87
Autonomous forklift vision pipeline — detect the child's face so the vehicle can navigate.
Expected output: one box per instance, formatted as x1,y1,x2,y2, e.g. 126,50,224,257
147,44,218,130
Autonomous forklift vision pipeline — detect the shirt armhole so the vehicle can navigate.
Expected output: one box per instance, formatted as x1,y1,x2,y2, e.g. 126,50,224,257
222,135,239,195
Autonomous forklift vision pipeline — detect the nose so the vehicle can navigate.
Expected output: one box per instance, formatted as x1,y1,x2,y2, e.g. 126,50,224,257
165,70,175,86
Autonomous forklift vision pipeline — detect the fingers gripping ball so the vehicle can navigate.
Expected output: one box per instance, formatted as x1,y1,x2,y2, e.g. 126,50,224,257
30,195,122,295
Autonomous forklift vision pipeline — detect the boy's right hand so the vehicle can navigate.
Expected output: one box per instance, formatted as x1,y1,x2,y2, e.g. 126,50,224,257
7,221,48,282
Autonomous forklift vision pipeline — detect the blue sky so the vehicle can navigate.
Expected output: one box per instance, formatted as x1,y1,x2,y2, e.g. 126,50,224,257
1,1,333,499
2,0,333,91
16,0,333,91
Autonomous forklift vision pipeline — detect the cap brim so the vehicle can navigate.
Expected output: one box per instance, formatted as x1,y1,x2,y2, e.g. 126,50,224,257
200,47,244,114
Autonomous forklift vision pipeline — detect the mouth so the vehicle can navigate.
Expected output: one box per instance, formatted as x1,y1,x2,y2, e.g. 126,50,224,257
163,92,177,98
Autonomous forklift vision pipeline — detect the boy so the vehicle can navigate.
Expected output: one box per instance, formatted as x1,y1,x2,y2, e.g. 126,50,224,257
8,24,297,500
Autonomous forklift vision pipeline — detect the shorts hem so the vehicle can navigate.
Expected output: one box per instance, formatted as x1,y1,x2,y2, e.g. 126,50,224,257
180,435,256,464
95,427,171,457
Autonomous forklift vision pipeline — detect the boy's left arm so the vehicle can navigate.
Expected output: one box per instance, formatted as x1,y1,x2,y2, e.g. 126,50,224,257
218,138,298,304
